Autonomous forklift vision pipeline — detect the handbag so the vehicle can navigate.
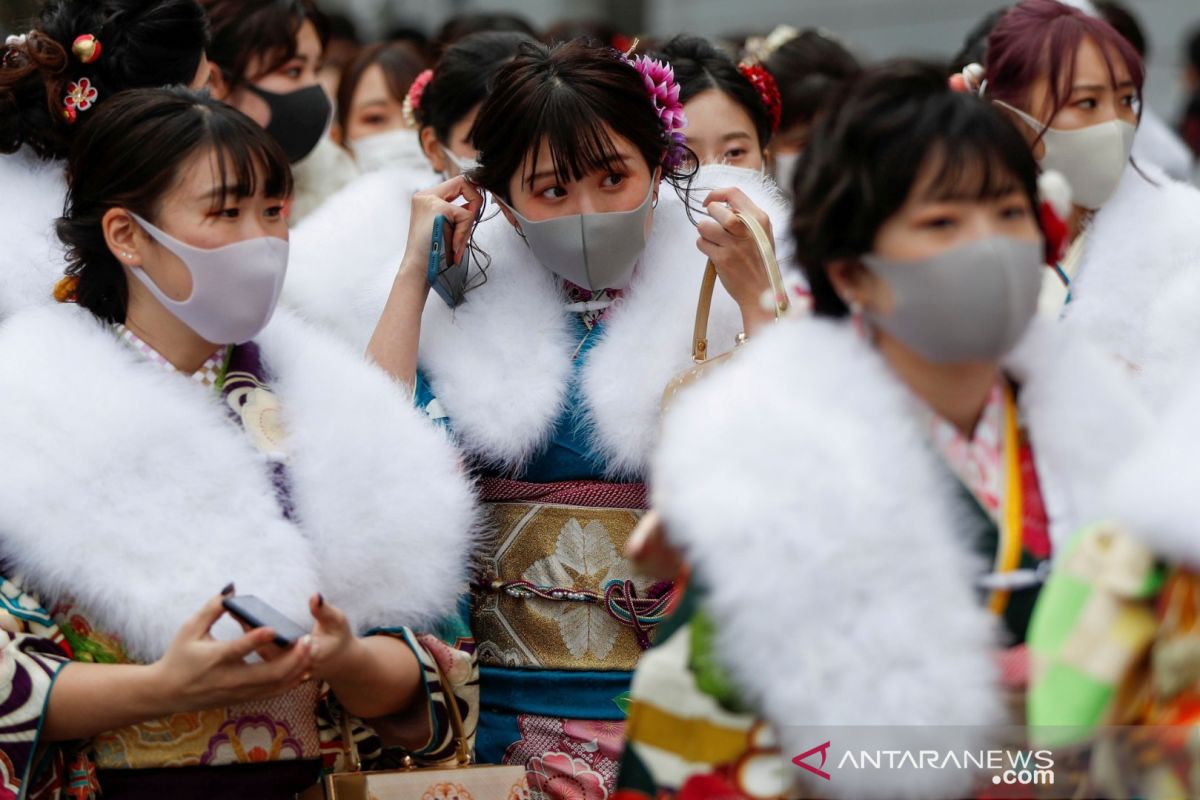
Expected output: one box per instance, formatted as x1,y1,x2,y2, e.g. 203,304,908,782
301,655,529,800
660,210,790,412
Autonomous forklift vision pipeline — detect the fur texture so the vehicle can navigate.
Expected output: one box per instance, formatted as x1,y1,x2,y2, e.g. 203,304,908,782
0,305,478,663
0,150,70,321
1063,161,1200,381
650,315,1146,798
369,164,796,479
281,161,438,338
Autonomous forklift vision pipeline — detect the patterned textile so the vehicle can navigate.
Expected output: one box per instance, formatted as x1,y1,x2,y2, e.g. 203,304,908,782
927,382,1005,518
113,324,229,388
563,282,624,332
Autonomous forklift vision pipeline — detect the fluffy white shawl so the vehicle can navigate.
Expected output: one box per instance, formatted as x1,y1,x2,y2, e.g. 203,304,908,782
0,149,69,322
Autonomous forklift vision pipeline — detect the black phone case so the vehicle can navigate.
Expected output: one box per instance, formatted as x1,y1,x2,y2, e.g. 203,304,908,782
222,595,309,648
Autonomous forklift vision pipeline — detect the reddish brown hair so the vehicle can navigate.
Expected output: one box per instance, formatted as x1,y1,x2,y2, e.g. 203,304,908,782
984,0,1143,127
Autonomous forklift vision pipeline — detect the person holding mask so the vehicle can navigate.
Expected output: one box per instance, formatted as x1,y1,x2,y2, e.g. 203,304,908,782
0,88,478,799
973,0,1200,404
364,39,793,797
281,31,534,347
0,0,210,322
616,62,1148,800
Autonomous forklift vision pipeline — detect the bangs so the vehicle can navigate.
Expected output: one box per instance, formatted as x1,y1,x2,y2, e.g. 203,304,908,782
1043,18,1144,112
523,86,626,189
203,110,293,209
915,140,1024,203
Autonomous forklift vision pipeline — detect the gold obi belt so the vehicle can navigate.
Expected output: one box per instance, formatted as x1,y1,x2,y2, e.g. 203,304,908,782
470,478,671,672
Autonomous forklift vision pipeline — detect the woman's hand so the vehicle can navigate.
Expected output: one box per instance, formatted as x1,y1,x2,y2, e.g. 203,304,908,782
698,187,777,335
400,175,485,282
148,594,314,714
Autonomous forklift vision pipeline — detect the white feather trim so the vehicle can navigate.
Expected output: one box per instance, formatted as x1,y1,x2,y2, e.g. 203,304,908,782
0,150,69,321
0,305,477,662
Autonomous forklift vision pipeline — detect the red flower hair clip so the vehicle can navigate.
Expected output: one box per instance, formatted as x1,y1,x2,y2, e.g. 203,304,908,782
62,77,98,124
738,62,782,134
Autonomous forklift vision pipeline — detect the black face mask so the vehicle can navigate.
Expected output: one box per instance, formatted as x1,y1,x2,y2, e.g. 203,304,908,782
245,83,332,163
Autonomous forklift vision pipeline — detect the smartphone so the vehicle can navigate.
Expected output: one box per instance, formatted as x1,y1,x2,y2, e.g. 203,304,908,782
222,595,310,648
428,214,472,308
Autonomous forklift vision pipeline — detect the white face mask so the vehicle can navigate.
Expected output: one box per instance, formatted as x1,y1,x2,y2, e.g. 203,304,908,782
994,100,1136,210
350,127,430,174
773,151,801,199
129,213,289,345
441,147,479,179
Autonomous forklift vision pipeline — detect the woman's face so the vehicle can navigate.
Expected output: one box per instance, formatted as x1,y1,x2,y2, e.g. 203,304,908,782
830,157,1041,317
116,148,289,303
420,103,481,176
1012,36,1138,155
221,19,325,128
504,127,659,223
344,64,408,144
681,88,765,170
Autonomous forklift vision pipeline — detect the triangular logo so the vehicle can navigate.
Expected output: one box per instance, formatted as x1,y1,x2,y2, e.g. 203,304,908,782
792,740,832,781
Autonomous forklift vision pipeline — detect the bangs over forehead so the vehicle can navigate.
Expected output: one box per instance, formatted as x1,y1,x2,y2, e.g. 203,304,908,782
913,140,1024,204
522,91,631,188
196,105,293,209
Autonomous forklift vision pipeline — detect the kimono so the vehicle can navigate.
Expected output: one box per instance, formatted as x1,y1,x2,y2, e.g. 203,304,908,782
384,164,796,797
0,149,70,322
0,304,480,798
615,315,1147,800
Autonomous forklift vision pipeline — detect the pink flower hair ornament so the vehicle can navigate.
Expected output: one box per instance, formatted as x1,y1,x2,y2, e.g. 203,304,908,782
402,68,434,128
619,51,690,171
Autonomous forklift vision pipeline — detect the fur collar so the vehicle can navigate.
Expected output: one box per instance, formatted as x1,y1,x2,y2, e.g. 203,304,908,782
282,162,439,339
407,165,795,480
650,316,1146,797
1064,161,1200,375
0,305,478,663
0,149,69,322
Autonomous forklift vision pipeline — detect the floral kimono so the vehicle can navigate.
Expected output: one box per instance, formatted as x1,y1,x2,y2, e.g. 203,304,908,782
0,304,480,798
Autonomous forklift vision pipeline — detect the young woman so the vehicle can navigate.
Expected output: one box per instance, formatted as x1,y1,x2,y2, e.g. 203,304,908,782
615,63,1148,799
648,35,778,171
978,0,1200,397
0,0,209,322
364,39,794,797
334,40,428,173
762,28,861,196
0,88,478,799
281,31,534,346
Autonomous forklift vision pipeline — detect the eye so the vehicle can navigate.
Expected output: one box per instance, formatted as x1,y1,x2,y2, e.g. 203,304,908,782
1121,93,1137,108
538,185,568,200
723,148,748,161
921,216,957,231
264,205,286,220
1076,98,1097,110
216,207,240,220
1000,204,1029,220
601,173,625,188
360,113,387,126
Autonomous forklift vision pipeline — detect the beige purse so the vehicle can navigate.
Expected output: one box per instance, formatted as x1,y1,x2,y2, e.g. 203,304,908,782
302,659,528,800
660,210,790,412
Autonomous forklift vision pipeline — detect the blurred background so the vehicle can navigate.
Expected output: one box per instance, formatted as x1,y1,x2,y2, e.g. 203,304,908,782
2,0,1198,142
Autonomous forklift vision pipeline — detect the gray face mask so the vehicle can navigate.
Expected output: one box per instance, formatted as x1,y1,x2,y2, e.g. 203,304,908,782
504,186,654,291
861,235,1043,363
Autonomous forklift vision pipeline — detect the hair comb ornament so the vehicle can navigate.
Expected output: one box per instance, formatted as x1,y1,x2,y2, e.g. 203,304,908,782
619,51,689,171
738,62,782,133
71,33,102,64
402,68,434,128
62,77,98,124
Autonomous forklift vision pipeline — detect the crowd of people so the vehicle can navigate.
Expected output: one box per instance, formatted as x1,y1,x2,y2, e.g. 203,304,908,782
2,0,1200,798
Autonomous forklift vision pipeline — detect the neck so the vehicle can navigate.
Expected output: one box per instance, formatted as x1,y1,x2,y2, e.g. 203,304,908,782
124,289,219,374
876,333,1001,438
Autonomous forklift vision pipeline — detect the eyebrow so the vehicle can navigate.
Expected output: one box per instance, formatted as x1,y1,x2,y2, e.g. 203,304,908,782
354,98,391,112
720,131,754,142
527,154,634,185
1070,81,1136,93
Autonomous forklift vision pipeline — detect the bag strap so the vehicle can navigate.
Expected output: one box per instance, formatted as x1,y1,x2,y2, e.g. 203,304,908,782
691,211,790,363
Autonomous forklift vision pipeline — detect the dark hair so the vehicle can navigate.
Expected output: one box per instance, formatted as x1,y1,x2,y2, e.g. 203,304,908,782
764,29,861,136
200,0,329,88
416,31,535,146
648,35,774,149
985,0,1144,126
543,19,619,48
1094,0,1147,59
57,87,292,323
469,39,694,201
335,41,427,134
0,0,208,160
1189,26,1200,73
433,13,538,57
949,7,1009,74
792,61,1043,318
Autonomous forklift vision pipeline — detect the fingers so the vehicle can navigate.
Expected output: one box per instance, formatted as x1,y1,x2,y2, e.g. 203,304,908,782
180,594,230,640
241,636,314,692
310,593,350,636
703,187,772,238
223,626,280,662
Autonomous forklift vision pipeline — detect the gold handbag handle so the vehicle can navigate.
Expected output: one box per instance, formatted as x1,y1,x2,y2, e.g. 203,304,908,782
691,211,789,363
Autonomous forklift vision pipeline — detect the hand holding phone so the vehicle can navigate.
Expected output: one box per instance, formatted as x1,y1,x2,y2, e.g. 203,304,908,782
428,214,473,308
222,595,310,649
